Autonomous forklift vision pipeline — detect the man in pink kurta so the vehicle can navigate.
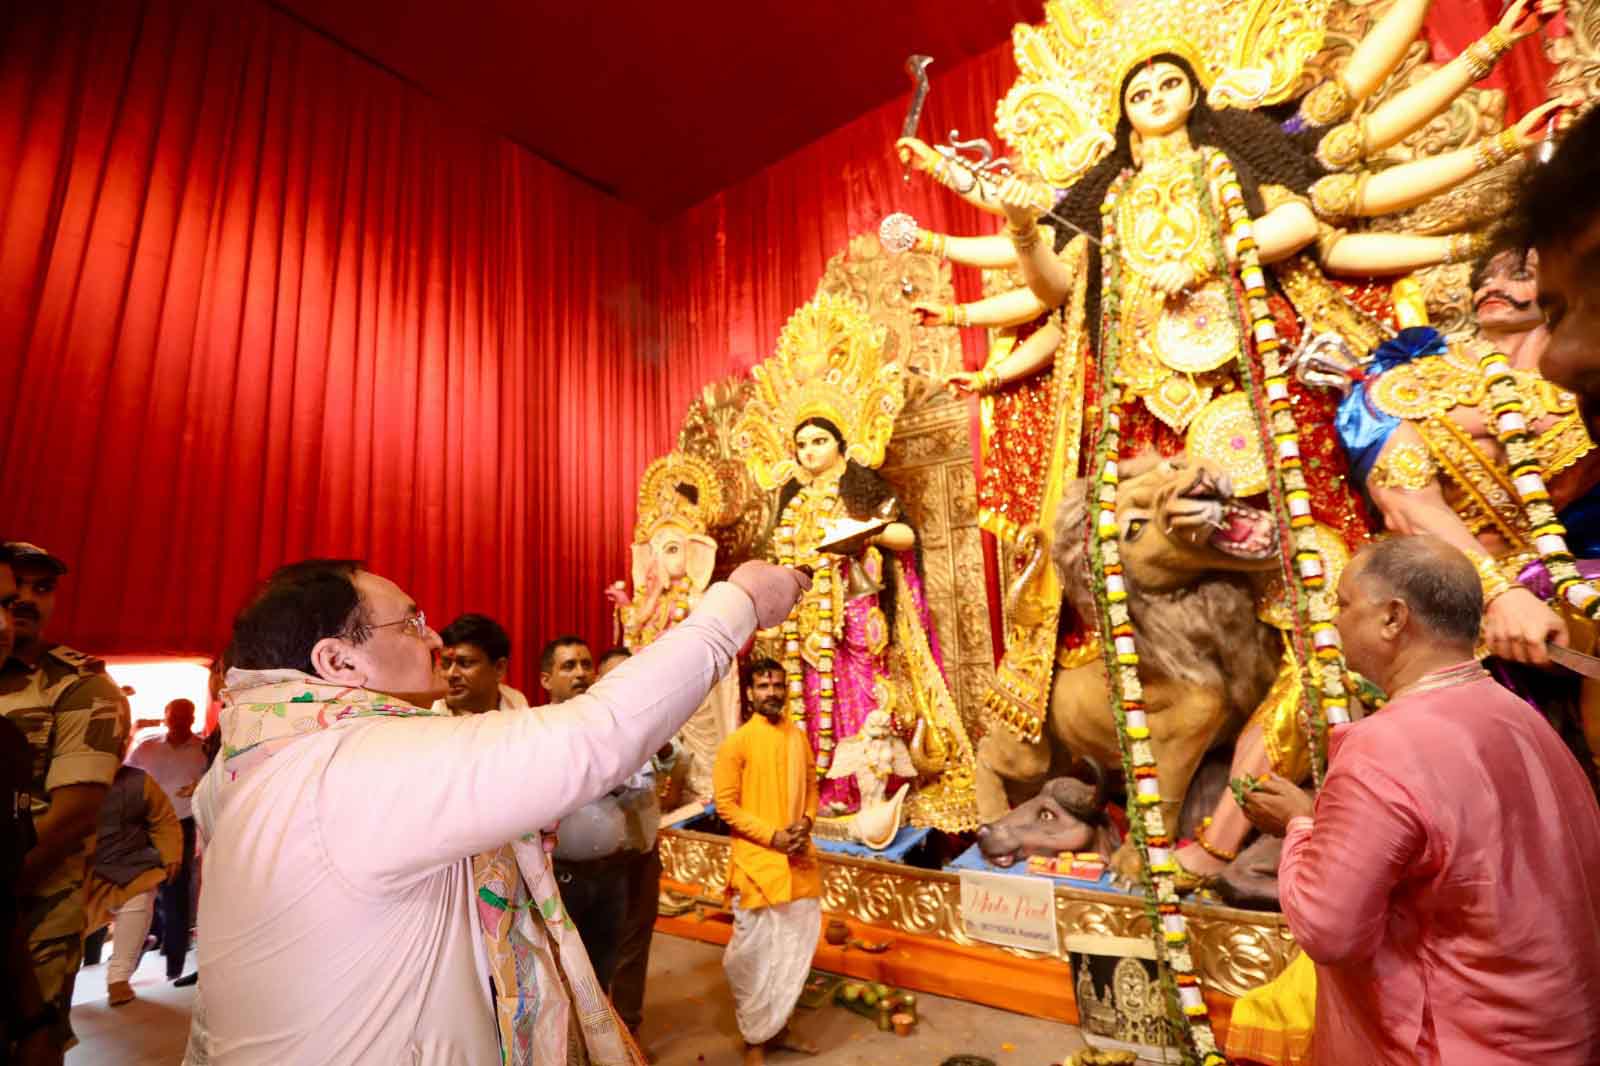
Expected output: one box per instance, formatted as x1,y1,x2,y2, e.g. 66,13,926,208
1246,535,1600,1065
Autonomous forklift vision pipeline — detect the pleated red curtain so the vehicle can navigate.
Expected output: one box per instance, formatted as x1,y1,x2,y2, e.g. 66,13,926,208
657,45,1015,418
0,0,667,688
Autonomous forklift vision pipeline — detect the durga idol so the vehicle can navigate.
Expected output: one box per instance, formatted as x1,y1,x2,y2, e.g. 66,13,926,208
894,0,1562,880
732,294,978,831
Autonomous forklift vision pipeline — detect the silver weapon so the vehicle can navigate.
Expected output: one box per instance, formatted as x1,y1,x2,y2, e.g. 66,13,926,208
934,135,1103,249
900,55,935,177
1547,640,1600,679
892,53,1100,248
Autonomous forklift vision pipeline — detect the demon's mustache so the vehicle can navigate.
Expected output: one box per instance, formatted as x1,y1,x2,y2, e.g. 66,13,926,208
1475,288,1534,312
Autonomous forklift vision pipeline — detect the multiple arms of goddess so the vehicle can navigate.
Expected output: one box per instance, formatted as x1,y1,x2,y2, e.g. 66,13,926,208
899,0,1557,318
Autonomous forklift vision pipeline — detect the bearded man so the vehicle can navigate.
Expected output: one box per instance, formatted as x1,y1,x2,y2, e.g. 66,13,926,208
1347,244,1600,665
713,658,822,1066
0,542,128,1057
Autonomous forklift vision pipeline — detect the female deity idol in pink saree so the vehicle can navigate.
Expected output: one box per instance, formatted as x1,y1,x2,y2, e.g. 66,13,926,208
733,294,979,833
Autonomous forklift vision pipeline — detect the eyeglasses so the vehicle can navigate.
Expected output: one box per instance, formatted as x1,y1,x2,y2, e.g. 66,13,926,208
364,611,430,640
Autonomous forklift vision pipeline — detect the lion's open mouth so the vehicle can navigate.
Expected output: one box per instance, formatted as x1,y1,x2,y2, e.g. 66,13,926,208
1209,503,1277,559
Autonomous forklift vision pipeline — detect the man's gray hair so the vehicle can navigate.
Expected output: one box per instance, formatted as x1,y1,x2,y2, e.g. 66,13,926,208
1357,535,1483,644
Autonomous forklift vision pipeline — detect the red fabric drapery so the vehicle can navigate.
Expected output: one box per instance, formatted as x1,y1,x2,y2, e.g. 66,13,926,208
0,0,1558,691
0,0,667,689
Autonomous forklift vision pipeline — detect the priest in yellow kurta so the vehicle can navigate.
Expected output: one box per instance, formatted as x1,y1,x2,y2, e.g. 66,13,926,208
713,657,823,1066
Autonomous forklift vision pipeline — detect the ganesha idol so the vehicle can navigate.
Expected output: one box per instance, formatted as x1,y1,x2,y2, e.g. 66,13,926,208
733,294,980,835
606,452,740,806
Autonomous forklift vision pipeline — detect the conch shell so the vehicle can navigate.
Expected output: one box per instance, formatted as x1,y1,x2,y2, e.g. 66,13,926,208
851,783,911,850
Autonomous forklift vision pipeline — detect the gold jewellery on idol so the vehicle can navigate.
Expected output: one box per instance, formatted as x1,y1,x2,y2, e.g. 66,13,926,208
1008,220,1042,251
940,304,972,329
1193,817,1238,863
1467,549,1517,605
1473,128,1522,173
1463,25,1513,82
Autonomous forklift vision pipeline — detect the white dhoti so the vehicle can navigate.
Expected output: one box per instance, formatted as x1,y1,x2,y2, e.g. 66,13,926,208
722,896,822,1045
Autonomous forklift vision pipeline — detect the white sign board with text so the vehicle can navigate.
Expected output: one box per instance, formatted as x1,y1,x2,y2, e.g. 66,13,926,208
958,869,1059,955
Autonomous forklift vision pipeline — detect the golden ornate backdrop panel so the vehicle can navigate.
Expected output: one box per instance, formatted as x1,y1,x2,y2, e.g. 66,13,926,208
658,829,1295,999
817,233,962,409
677,376,771,572
1547,0,1600,118
818,234,995,738
881,398,995,739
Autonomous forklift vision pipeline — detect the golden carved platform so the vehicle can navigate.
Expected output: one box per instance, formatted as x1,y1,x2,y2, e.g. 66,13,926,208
657,827,1295,1028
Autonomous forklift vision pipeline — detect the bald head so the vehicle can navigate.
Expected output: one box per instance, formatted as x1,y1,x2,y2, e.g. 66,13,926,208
1353,536,1483,644
1336,536,1483,691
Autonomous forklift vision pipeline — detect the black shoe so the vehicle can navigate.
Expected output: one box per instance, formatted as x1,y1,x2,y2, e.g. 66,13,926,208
172,973,198,987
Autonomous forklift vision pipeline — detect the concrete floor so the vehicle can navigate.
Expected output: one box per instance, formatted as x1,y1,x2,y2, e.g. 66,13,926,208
70,944,197,1065
68,933,1087,1065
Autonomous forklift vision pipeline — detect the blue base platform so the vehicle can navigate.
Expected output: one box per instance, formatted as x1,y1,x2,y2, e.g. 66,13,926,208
669,803,932,864
814,825,931,863
944,841,1125,894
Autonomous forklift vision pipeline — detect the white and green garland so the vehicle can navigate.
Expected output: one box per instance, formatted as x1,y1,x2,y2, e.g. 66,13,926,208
1087,164,1222,1066
1207,150,1352,783
1083,149,1356,1065
773,482,840,772
1479,352,1600,615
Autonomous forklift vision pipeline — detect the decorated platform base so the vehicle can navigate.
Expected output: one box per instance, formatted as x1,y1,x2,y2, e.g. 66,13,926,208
657,826,1294,1034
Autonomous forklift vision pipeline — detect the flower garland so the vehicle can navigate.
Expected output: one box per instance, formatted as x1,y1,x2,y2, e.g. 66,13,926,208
1086,165,1226,1066
1205,150,1351,788
773,479,841,773
1479,352,1600,617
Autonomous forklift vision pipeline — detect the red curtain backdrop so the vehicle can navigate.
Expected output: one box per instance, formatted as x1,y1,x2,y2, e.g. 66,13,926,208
658,47,1015,418
0,0,668,688
0,0,1557,691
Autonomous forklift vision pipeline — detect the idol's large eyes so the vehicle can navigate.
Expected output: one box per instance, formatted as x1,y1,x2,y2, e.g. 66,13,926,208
1125,518,1148,541
1129,87,1150,105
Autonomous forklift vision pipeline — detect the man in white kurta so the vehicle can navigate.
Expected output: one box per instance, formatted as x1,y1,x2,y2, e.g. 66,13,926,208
191,558,805,1065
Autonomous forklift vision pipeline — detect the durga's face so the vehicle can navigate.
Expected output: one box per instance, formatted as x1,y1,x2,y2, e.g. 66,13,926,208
1123,61,1195,139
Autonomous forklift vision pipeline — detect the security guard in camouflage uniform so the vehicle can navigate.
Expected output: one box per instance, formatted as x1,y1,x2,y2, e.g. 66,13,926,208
2,542,128,1053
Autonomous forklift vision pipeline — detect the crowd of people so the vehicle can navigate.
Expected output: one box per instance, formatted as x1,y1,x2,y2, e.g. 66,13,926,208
1,102,1599,1066
1,544,817,1066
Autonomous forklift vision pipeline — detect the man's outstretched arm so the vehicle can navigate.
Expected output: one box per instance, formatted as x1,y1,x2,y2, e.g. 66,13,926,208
325,566,806,886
